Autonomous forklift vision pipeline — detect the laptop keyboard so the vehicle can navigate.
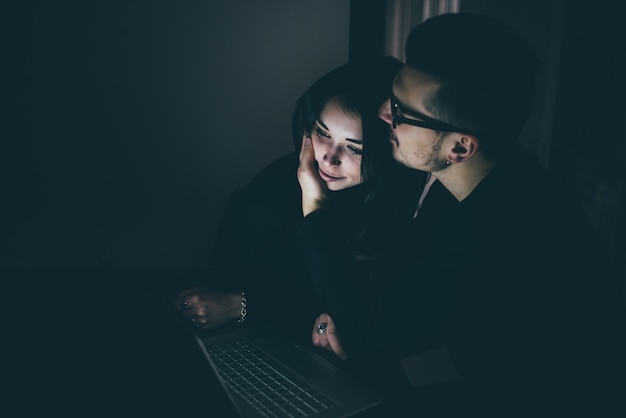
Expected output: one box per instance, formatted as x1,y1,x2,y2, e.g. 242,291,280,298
207,338,336,417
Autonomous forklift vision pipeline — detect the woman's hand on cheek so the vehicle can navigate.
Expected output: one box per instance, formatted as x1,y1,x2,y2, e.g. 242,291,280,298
297,134,328,216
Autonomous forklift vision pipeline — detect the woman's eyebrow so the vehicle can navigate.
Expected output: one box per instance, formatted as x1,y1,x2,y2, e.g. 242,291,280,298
316,119,362,144
315,119,328,130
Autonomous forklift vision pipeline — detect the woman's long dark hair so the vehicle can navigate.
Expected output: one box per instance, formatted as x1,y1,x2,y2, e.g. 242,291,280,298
291,57,402,199
291,56,420,255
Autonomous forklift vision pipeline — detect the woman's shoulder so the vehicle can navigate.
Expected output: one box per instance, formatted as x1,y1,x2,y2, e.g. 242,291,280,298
229,151,300,205
247,152,299,187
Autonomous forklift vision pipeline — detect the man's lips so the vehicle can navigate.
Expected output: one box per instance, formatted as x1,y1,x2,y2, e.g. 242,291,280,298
318,167,343,182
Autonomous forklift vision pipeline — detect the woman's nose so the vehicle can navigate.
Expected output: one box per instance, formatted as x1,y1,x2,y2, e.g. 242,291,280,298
378,98,393,125
323,147,341,166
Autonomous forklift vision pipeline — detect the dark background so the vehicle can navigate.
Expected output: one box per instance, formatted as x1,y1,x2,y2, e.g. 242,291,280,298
4,0,625,300
4,1,625,414
5,0,351,268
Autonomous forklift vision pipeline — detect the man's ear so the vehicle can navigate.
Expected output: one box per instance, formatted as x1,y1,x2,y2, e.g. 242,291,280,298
448,134,479,164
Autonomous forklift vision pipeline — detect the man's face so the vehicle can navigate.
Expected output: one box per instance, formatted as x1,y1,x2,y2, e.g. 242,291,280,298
378,66,450,172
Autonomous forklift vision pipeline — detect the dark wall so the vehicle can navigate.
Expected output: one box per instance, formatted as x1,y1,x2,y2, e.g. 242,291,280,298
6,1,350,268
549,0,626,290
349,1,387,61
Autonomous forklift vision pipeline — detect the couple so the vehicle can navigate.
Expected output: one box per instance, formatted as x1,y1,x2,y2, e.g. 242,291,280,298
177,13,626,416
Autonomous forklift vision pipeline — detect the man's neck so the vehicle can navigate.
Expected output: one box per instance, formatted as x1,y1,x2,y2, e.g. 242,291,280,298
434,155,496,202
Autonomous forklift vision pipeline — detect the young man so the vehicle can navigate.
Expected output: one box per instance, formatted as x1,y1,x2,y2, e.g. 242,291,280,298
297,13,626,416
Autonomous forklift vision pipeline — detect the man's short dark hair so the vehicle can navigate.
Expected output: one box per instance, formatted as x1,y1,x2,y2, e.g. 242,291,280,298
405,13,540,157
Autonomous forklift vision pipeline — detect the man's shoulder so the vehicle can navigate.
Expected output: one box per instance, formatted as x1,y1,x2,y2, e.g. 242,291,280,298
463,148,596,240
482,147,577,208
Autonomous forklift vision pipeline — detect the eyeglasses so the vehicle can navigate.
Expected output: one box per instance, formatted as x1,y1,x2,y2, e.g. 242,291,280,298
390,94,466,133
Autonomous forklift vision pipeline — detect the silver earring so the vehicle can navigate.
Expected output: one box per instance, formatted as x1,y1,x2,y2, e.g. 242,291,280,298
446,160,451,166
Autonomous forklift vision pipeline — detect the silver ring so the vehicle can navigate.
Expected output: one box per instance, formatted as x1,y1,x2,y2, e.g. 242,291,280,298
317,322,328,335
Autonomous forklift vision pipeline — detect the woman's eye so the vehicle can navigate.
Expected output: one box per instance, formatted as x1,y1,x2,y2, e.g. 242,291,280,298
315,127,330,139
348,146,363,156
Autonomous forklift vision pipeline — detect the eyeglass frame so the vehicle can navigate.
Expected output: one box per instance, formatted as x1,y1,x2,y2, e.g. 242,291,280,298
390,93,470,134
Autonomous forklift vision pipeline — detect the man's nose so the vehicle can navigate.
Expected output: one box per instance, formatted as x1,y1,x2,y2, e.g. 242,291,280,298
378,98,393,125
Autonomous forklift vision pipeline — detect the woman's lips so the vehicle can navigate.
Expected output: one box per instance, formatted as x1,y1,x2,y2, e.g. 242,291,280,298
318,168,343,182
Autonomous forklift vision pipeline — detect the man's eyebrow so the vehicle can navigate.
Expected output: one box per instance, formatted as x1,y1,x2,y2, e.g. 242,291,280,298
316,119,362,145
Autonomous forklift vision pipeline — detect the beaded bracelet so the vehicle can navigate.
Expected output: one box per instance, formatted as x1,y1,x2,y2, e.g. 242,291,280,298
237,291,247,323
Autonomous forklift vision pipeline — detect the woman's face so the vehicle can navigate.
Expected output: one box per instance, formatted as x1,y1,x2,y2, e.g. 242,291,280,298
311,99,363,191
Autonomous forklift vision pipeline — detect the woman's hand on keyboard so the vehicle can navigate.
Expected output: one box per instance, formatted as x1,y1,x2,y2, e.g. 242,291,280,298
173,287,242,330
312,313,347,360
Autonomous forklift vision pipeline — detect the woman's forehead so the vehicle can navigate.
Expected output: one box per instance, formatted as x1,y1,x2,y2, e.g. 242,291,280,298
318,102,363,139
320,98,362,121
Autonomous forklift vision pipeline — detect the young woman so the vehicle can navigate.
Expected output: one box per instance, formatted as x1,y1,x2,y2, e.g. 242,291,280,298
173,56,423,343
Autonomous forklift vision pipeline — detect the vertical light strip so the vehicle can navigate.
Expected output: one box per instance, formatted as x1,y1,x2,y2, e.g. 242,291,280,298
423,0,460,20
384,0,460,60
383,0,422,61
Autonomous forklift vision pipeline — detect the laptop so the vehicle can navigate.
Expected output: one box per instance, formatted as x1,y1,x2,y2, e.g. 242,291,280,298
101,261,383,418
